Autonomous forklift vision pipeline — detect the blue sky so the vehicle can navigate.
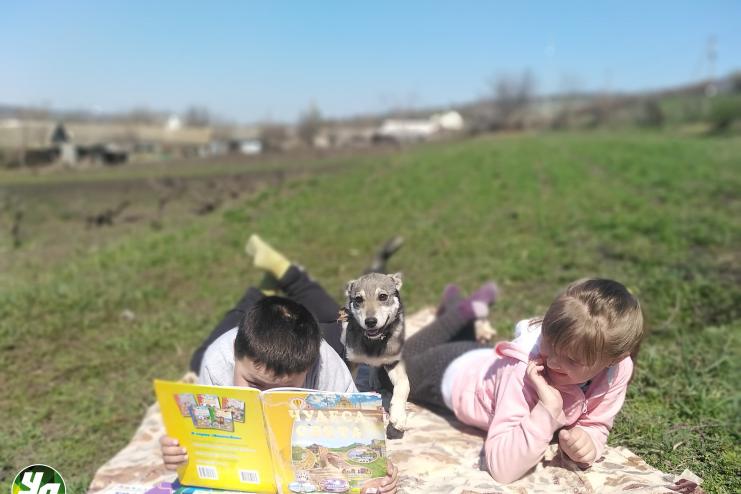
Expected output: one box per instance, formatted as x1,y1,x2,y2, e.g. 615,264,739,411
2,1,739,123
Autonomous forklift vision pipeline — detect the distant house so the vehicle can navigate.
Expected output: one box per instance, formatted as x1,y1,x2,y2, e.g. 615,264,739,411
374,111,465,143
313,125,376,148
235,139,262,155
431,111,465,131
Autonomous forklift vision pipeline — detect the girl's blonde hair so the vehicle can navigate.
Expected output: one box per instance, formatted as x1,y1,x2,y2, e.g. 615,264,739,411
541,279,644,367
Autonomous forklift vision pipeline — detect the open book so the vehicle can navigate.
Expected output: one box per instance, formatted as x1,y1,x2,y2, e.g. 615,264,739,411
154,380,388,493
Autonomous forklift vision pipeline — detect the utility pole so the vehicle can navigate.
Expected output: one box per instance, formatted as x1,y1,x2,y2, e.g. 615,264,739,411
705,35,717,97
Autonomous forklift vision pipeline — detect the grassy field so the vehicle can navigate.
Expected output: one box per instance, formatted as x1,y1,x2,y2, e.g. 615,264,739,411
1,132,739,492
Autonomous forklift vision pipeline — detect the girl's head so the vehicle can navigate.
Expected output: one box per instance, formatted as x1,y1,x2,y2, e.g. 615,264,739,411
538,279,644,385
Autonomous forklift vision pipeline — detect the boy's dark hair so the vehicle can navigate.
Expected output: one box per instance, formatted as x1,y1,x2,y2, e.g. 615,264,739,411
234,296,322,376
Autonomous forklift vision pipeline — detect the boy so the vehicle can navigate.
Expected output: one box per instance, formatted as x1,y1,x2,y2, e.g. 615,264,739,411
160,236,398,492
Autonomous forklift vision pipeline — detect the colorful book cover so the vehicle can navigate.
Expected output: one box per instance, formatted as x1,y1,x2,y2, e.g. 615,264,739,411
221,397,246,423
262,390,387,494
174,394,198,417
197,394,222,408
154,380,387,494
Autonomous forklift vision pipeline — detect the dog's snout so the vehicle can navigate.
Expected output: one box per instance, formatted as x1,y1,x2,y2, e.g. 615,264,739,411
365,317,378,328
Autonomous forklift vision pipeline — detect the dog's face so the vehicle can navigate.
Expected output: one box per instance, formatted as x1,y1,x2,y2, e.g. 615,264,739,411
345,272,403,340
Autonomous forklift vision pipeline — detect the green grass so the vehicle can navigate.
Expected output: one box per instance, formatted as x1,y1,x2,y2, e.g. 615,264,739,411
1,131,739,492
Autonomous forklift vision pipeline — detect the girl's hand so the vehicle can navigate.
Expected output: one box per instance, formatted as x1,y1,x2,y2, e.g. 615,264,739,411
159,435,188,470
526,358,563,415
558,427,596,465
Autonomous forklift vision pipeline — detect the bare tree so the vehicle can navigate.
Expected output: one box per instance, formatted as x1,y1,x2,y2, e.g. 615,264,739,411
297,104,322,146
469,70,537,133
491,70,536,127
730,71,741,93
183,106,211,127
259,124,288,152
638,100,665,127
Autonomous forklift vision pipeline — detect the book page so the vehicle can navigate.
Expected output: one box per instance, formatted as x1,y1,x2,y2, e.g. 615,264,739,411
261,390,388,494
154,380,276,493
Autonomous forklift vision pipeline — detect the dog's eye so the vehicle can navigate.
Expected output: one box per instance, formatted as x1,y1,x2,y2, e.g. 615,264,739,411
354,296,363,304
378,293,388,301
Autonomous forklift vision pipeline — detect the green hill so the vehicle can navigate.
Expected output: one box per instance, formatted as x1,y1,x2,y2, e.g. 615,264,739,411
1,131,739,493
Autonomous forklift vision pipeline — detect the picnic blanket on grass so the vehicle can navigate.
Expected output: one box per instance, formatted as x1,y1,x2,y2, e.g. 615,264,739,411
89,308,703,494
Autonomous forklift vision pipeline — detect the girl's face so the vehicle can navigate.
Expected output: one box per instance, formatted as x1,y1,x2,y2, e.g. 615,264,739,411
539,336,609,385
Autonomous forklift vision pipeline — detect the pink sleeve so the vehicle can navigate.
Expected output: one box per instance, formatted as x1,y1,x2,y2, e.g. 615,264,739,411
571,358,633,464
483,361,568,484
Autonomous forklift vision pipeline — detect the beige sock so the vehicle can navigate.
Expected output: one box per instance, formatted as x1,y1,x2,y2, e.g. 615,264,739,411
245,234,291,279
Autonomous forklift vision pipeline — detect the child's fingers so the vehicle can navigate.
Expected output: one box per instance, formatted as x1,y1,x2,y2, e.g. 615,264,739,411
527,359,544,369
558,430,577,457
526,361,545,380
560,429,593,462
558,430,578,456
159,435,178,447
379,461,398,492
526,362,549,395
572,443,594,462
558,429,571,444
559,429,581,447
568,428,590,449
570,431,594,461
379,477,398,493
162,445,187,456
163,454,188,469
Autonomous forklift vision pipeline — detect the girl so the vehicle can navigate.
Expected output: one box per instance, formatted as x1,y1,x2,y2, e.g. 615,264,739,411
405,279,645,483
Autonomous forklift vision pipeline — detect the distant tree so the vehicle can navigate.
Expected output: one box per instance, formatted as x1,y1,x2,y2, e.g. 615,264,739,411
730,71,741,93
259,124,288,152
183,106,211,127
638,100,665,127
297,104,322,146
491,70,536,128
472,71,537,132
709,96,741,132
550,109,570,130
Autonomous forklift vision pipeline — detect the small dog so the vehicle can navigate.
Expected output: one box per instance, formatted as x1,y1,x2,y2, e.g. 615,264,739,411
339,272,409,438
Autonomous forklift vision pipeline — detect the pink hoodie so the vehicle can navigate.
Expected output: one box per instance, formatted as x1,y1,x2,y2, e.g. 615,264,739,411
450,320,633,484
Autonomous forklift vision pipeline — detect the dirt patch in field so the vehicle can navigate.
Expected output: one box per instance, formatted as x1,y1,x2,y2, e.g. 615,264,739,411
0,154,370,282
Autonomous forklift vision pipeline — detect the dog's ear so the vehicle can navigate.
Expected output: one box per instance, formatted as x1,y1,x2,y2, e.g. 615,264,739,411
345,278,359,300
390,272,403,291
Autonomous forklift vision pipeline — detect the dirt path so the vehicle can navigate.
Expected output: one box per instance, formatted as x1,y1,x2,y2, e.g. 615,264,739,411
0,153,379,283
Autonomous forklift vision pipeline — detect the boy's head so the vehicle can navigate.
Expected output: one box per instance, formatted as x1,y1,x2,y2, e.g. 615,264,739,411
233,296,321,390
540,279,644,385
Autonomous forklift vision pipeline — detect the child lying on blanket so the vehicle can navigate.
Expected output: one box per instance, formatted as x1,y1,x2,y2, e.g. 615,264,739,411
405,279,645,483
160,235,398,493
161,234,497,488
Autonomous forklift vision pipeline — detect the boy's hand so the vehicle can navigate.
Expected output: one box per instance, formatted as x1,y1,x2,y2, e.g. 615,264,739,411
380,460,398,493
360,460,398,493
558,428,596,465
526,358,563,415
159,435,188,470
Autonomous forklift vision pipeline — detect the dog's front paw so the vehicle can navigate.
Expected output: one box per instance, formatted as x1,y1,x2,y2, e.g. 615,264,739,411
386,423,405,440
389,404,407,431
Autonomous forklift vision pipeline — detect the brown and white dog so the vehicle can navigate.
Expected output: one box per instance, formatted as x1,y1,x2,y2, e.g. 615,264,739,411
339,272,409,437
